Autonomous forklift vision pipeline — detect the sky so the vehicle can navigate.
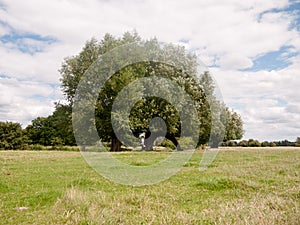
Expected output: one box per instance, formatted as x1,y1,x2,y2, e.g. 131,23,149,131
0,0,299,141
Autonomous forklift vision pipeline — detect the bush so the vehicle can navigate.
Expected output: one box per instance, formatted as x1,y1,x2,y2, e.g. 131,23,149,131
178,137,195,149
160,139,176,150
239,140,248,147
269,142,276,147
51,137,64,147
261,141,269,147
59,146,80,151
0,121,28,150
227,141,237,147
220,141,238,147
248,139,261,147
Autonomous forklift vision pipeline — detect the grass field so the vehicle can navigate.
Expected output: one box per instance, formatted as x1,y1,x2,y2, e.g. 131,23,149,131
0,147,299,224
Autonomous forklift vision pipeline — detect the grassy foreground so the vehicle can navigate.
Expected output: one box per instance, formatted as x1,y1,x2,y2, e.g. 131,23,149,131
0,147,299,224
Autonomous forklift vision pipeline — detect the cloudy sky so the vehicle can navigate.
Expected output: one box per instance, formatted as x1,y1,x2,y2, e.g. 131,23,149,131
0,0,299,141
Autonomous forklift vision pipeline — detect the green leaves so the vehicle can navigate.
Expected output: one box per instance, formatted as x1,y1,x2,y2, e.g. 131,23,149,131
224,108,244,141
25,104,76,146
0,121,27,150
60,31,244,150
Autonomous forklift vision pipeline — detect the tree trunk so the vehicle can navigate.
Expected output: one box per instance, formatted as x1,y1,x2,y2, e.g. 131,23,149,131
111,133,122,151
211,142,219,148
145,133,156,151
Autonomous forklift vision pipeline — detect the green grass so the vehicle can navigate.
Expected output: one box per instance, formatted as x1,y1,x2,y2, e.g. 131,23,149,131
0,148,299,224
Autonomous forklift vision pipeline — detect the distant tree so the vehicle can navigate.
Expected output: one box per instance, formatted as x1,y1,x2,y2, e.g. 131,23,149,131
239,140,248,147
25,103,76,146
269,142,276,147
227,140,238,147
248,139,261,147
198,72,225,148
50,103,76,146
295,137,300,147
25,117,53,146
274,139,294,147
0,121,28,150
224,108,243,141
261,141,270,147
220,140,238,147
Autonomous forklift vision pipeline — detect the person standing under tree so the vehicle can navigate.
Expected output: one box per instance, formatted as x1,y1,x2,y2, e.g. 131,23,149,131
139,133,146,150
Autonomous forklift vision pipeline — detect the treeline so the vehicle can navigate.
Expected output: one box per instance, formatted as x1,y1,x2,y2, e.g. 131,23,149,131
1,116,299,150
221,138,300,147
0,103,77,150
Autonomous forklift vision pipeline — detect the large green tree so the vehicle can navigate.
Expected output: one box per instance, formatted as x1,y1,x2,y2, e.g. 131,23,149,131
94,60,208,151
60,31,242,151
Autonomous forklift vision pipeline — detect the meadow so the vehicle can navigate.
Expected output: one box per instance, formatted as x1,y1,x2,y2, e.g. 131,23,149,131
0,147,299,224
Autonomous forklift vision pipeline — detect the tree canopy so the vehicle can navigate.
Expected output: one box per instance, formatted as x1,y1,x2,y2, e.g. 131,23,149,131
25,103,75,146
60,31,244,151
0,121,28,150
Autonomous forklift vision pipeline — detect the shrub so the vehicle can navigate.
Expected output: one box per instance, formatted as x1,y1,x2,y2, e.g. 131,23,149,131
227,141,237,147
261,141,270,147
239,140,248,147
269,142,276,147
160,139,176,150
248,139,261,147
0,121,28,150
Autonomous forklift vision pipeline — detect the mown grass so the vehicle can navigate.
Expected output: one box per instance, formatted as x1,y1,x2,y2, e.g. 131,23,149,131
0,147,299,224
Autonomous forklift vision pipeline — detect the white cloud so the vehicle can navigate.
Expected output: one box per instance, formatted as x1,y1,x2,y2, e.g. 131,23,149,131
0,77,61,126
212,56,300,141
217,53,253,70
0,42,77,83
285,104,300,114
0,23,8,36
0,0,299,140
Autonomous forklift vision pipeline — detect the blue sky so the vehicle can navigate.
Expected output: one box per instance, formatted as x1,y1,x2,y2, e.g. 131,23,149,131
243,45,298,71
0,0,299,141
0,32,57,54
